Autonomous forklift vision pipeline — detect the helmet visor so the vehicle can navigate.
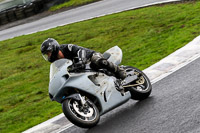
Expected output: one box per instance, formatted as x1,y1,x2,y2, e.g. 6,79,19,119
42,51,52,61
42,53,49,61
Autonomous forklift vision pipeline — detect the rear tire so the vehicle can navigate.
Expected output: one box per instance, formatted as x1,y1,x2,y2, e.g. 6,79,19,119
125,66,152,100
62,98,100,128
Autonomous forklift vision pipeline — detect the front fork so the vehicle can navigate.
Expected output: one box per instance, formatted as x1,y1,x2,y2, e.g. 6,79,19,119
66,93,86,106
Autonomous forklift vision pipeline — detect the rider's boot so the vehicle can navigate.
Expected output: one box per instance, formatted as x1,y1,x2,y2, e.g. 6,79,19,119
115,66,127,80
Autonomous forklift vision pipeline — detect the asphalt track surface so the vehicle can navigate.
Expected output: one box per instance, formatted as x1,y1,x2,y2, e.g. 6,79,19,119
60,56,200,133
0,0,179,41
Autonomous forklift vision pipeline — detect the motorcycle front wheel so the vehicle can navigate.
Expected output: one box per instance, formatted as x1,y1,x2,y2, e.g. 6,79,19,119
124,66,152,100
62,97,100,128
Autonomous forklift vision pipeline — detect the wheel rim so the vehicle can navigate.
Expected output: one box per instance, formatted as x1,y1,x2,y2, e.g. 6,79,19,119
124,67,150,92
133,70,150,92
68,99,97,122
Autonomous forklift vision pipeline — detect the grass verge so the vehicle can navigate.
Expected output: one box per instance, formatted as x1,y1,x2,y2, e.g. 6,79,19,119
0,1,200,133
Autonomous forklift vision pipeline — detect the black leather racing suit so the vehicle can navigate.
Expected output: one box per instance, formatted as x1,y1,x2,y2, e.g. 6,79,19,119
60,44,126,79
60,44,95,61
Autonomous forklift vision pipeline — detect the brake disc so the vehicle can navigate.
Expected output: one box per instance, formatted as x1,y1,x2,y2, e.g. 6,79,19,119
72,101,94,117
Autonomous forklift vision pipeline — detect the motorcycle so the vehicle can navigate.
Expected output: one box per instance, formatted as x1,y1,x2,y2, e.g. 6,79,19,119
48,46,152,128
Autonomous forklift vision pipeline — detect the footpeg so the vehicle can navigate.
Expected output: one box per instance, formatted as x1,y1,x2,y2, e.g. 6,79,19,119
114,80,123,90
114,80,125,96
120,89,125,96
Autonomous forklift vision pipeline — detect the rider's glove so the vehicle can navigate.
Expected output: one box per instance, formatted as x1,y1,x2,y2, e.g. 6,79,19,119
77,49,87,64
75,59,85,69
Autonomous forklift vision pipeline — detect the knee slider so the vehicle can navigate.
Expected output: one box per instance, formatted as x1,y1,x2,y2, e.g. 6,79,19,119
98,59,108,67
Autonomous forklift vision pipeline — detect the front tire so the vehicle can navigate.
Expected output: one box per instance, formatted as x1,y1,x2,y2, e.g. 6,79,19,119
62,97,100,128
124,66,152,100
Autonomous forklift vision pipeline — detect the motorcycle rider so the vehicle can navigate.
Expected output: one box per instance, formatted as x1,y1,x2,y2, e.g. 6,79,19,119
41,38,126,80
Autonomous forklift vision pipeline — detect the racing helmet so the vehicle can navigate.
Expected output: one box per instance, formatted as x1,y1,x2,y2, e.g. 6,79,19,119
41,38,60,62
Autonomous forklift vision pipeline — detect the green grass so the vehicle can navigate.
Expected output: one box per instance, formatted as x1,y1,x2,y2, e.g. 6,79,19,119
0,1,200,132
49,0,101,11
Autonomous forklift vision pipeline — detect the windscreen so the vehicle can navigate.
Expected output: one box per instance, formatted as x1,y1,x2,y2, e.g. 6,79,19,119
49,59,72,81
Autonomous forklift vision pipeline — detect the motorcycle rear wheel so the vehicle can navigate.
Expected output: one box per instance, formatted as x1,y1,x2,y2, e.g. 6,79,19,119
125,66,152,100
62,97,100,128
